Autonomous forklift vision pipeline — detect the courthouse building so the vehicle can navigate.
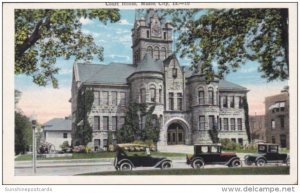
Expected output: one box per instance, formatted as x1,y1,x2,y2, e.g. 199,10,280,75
71,10,249,150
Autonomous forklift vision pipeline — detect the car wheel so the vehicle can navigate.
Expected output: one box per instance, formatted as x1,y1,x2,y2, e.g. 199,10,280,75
231,159,241,167
192,159,204,169
244,158,253,166
119,162,133,171
286,158,290,166
255,158,266,167
161,161,172,169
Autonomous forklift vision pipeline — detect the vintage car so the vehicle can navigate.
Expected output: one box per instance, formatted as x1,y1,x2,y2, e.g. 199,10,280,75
186,144,241,168
244,143,289,166
113,143,172,171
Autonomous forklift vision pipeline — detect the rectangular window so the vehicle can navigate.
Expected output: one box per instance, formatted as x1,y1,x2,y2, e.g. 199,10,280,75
93,116,100,130
219,118,222,130
230,118,236,131
280,135,287,148
230,96,235,108
271,119,275,130
63,133,68,138
159,89,162,103
111,91,117,105
239,96,243,108
103,139,108,148
177,93,183,110
224,118,229,131
147,30,150,38
280,116,284,129
271,136,276,143
94,91,100,105
112,116,117,131
223,96,228,108
238,138,243,146
102,91,109,105
199,116,205,130
169,92,174,110
94,139,100,151
163,32,167,39
198,91,204,105
209,116,214,130
118,116,125,130
103,116,109,131
119,92,126,106
140,88,146,103
150,88,156,102
237,118,242,130
208,89,214,105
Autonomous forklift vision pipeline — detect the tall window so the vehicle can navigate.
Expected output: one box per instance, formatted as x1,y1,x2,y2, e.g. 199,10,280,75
230,118,236,130
146,30,150,38
94,91,100,105
238,138,243,146
112,116,117,131
93,116,100,130
103,116,109,131
271,119,275,130
102,91,109,105
161,47,167,59
118,116,125,130
159,88,162,103
198,88,204,105
224,118,229,131
219,118,222,130
272,136,276,143
223,96,228,108
119,92,126,106
280,134,287,148
140,88,146,103
209,116,215,130
229,96,235,108
199,116,205,130
150,87,156,102
111,91,117,105
239,96,243,108
163,32,167,40
280,115,285,129
177,93,183,110
169,92,174,110
208,87,214,105
237,118,242,130
94,139,100,151
103,139,108,148
147,46,153,57
154,46,159,60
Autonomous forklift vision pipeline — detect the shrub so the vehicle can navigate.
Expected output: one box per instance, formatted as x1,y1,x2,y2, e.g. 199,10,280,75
85,146,92,153
220,139,243,151
72,145,86,153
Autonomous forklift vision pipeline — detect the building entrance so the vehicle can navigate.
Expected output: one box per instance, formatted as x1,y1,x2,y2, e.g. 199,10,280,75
167,123,185,145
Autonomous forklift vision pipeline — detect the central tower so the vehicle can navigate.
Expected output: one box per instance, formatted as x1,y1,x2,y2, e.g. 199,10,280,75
131,10,173,65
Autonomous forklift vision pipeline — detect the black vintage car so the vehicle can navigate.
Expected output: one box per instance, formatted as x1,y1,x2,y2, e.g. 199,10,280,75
186,144,241,168
244,143,289,166
113,143,172,171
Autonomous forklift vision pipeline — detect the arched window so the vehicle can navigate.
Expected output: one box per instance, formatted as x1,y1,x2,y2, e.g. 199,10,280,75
149,85,156,102
147,46,153,58
159,85,163,103
198,87,204,105
208,87,214,105
160,47,167,59
154,46,159,60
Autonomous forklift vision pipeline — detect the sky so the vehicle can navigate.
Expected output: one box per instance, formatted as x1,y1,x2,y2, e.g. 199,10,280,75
15,10,288,124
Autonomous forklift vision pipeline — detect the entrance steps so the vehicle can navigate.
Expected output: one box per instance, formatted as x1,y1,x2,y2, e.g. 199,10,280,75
158,145,194,154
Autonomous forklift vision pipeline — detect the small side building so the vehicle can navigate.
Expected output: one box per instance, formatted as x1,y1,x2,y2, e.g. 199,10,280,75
265,86,289,148
43,117,72,151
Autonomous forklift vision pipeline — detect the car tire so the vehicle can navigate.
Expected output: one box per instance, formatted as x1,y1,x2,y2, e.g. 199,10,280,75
285,158,290,166
231,159,241,167
192,159,204,169
161,161,172,169
119,162,133,171
255,158,266,167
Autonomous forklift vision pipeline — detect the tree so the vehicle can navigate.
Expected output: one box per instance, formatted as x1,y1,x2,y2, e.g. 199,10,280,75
243,96,251,143
208,125,219,143
74,88,94,146
155,9,289,82
15,111,32,154
15,9,120,88
141,105,160,143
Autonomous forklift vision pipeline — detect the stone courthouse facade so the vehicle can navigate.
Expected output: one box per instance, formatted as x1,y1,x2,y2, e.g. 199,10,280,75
71,11,249,150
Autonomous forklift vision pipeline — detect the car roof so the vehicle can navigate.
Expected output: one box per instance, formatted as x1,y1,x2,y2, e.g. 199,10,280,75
116,143,148,148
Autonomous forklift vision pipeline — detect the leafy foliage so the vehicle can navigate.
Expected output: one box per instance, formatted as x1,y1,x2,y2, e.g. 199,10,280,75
243,96,251,143
208,125,219,143
15,111,32,154
116,103,160,143
74,88,94,145
15,9,120,87
155,9,289,82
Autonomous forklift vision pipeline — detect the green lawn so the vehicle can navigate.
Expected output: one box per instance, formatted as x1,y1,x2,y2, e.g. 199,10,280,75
78,166,289,176
15,151,186,161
